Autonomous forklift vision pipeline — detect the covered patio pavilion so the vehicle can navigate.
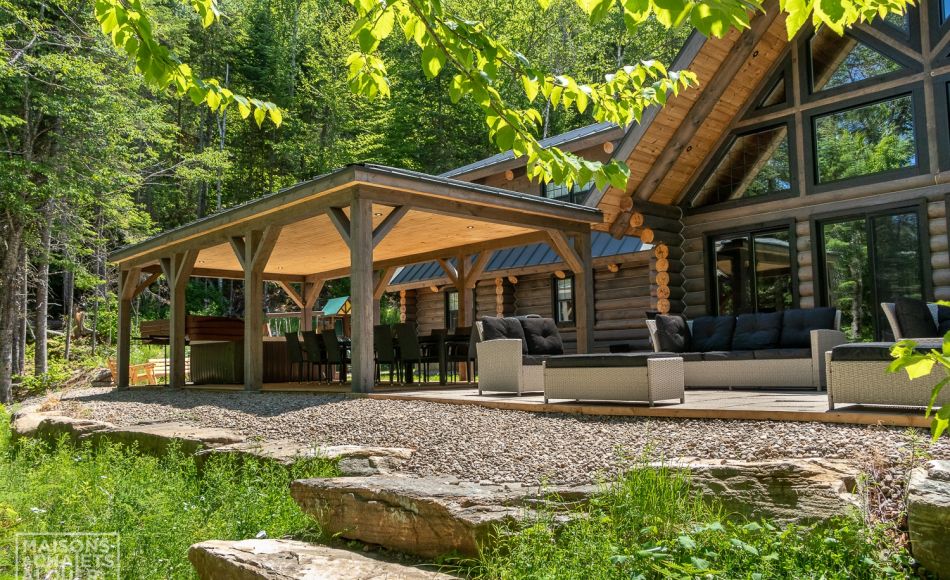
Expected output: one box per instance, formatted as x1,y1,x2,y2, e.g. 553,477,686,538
109,164,603,393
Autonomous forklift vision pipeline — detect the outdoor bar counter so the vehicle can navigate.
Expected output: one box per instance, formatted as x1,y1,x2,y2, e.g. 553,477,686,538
190,337,294,384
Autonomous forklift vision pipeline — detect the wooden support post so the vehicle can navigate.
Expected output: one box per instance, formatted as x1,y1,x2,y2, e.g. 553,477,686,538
456,255,472,328
350,197,375,393
116,266,141,390
161,251,197,389
572,231,594,354
231,226,281,391
301,278,324,331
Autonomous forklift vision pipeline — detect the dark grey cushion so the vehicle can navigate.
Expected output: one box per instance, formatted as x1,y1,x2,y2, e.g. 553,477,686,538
831,341,942,362
519,318,564,356
894,297,938,338
780,308,836,348
691,316,735,352
522,355,552,366
938,305,950,336
544,352,673,369
732,312,783,350
680,352,704,362
480,317,528,354
753,348,811,360
702,350,755,361
655,314,691,352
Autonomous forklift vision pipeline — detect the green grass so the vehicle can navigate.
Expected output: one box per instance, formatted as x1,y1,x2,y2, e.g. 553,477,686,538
470,464,912,579
0,405,338,578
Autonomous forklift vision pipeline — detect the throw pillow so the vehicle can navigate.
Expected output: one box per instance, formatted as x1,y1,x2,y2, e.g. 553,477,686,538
779,307,837,348
939,305,950,337
480,317,528,354
691,316,735,352
732,311,783,350
655,314,691,352
519,317,564,355
894,297,938,338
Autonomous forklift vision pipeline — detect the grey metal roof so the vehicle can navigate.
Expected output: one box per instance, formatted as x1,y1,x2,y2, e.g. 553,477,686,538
390,231,646,286
440,122,620,178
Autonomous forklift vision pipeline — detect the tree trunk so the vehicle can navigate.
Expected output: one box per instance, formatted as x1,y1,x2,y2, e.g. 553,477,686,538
16,247,28,375
0,228,24,404
34,207,52,375
63,269,74,360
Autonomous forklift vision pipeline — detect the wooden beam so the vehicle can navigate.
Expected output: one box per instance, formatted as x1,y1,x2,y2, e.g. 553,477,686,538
608,4,779,236
437,258,460,286
573,231,594,353
120,266,143,301
249,226,282,273
545,230,584,273
161,250,198,389
465,251,493,289
372,206,408,248
374,267,397,300
350,197,375,393
327,207,351,247
132,271,162,299
229,236,247,270
278,281,304,309
187,267,306,283
301,278,324,331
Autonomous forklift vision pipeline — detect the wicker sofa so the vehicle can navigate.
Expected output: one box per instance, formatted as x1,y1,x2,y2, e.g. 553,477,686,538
826,342,950,409
645,308,846,390
474,315,562,395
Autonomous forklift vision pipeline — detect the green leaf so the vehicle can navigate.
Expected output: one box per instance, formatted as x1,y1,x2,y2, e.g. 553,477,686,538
905,358,936,380
927,377,949,418
522,75,540,102
677,535,696,550
932,404,950,440
422,43,445,79
268,107,283,127
254,107,266,128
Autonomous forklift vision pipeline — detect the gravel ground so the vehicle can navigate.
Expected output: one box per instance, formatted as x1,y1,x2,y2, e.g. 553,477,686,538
35,387,950,491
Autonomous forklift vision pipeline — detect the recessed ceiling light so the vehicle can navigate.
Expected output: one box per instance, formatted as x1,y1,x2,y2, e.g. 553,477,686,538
373,212,383,217
466,226,475,230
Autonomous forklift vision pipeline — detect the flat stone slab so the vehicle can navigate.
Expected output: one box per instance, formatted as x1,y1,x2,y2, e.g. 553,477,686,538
189,539,455,579
204,440,414,476
908,460,950,576
12,411,413,475
290,475,593,558
672,457,860,524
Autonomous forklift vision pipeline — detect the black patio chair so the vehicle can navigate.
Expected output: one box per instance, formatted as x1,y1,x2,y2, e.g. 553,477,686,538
284,332,308,382
301,330,327,382
374,324,398,384
322,330,350,383
394,323,439,383
445,326,475,383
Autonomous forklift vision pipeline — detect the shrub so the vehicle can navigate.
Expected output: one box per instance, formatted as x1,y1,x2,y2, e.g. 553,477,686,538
0,406,337,578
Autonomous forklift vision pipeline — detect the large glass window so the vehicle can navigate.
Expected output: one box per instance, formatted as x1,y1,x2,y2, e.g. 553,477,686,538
809,28,904,92
814,94,917,184
444,290,459,330
692,125,792,207
819,210,924,341
543,178,595,204
711,228,794,315
553,277,575,324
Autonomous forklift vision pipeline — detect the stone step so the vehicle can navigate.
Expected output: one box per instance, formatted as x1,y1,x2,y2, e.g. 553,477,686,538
290,459,860,558
290,475,594,558
188,539,455,579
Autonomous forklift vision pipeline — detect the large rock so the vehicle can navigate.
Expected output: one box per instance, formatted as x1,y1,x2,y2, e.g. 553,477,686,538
908,460,950,578
291,475,592,558
188,539,455,579
203,440,414,476
678,458,860,524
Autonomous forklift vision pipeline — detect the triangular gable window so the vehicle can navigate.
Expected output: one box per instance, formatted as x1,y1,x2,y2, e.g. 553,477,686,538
882,10,910,34
691,125,792,208
758,72,787,110
809,28,906,92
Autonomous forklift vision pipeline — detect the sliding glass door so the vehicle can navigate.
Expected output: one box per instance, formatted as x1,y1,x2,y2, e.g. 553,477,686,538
818,208,926,341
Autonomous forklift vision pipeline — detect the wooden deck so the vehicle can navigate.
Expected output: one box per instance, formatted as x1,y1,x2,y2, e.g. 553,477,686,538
172,382,933,428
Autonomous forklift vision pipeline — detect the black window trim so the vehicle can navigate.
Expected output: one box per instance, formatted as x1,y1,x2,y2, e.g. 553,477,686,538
811,199,932,340
684,117,799,214
444,289,459,330
929,0,950,56
703,219,799,316
803,84,928,195
746,58,794,118
551,274,576,327
799,26,922,104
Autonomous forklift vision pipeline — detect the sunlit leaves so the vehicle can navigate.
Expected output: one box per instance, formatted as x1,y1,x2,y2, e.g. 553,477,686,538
94,0,281,127
890,335,950,440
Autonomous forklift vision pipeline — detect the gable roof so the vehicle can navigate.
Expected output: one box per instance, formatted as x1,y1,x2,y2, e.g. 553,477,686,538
390,231,646,287
441,122,623,180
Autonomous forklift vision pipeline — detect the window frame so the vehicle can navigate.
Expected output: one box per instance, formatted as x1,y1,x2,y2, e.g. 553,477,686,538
541,179,595,205
748,59,794,117
799,27,921,104
551,275,576,326
930,0,950,55
444,289,459,330
812,199,932,340
803,85,928,195
934,73,950,173
703,220,799,316
685,118,799,213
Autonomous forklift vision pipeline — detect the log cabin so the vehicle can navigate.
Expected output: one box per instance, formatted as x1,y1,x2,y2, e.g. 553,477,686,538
395,0,950,346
